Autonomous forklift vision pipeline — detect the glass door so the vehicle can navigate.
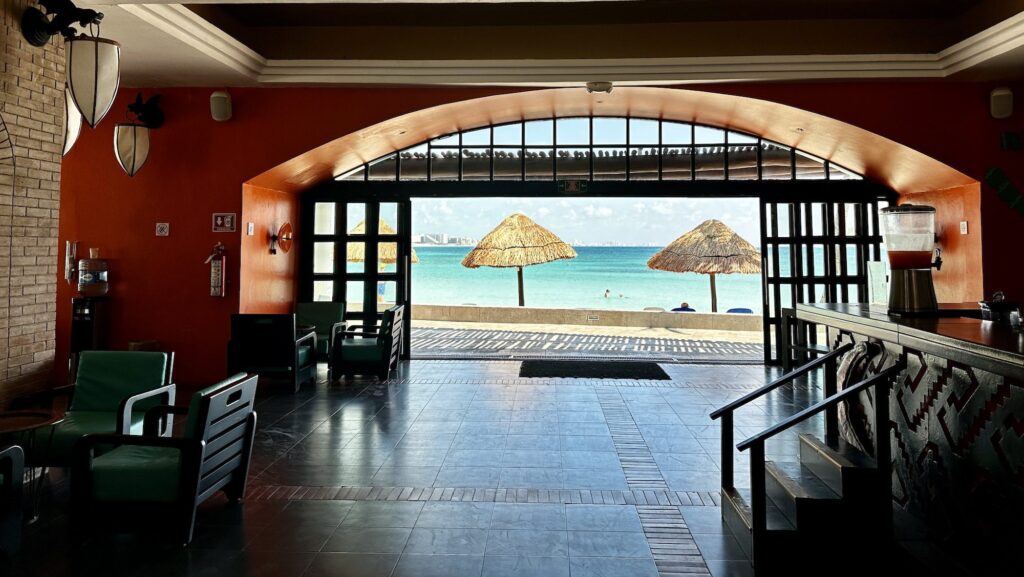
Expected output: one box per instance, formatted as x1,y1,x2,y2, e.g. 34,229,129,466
306,199,412,359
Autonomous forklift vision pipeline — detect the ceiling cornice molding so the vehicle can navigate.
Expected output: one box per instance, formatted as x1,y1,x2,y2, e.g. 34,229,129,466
258,54,944,85
120,3,265,80
937,9,1024,75
125,4,1024,85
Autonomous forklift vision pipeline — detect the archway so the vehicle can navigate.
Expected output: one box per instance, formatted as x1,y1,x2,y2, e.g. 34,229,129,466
241,87,980,364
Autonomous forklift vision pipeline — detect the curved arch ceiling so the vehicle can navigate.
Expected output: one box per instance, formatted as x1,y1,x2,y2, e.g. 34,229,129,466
247,87,975,195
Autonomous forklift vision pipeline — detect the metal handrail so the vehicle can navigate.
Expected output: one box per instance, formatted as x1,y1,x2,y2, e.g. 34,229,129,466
710,342,853,420
738,356,905,568
737,359,905,452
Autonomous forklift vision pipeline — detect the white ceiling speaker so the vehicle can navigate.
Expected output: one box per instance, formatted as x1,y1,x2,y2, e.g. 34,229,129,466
211,91,232,122
991,87,1013,119
586,81,613,94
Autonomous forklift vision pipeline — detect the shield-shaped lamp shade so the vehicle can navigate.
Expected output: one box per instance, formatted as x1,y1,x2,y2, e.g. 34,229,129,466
114,123,150,177
63,86,83,156
66,36,121,128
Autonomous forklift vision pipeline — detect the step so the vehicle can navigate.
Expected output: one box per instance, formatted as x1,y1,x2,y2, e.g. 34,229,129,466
764,461,841,528
798,433,877,498
721,486,795,562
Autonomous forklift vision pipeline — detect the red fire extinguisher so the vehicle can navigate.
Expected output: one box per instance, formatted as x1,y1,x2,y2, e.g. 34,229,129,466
205,243,226,297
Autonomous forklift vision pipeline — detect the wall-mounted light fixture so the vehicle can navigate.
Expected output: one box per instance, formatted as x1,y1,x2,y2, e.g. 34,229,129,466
63,86,82,156
22,1,121,128
269,223,294,255
114,93,163,177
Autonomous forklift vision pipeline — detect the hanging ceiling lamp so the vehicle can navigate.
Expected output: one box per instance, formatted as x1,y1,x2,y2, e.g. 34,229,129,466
114,94,163,177
63,86,82,156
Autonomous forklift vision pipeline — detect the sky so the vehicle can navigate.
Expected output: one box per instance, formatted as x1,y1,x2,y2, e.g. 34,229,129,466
411,197,760,246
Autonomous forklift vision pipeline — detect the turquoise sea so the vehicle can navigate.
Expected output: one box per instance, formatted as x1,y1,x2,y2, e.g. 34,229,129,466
409,246,764,312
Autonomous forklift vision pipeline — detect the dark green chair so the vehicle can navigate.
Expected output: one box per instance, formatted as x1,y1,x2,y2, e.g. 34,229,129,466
331,305,404,381
31,351,175,467
228,314,316,393
72,373,259,545
0,445,23,554
296,302,346,377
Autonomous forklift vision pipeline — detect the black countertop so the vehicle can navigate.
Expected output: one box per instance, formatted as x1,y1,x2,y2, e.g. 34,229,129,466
796,303,1024,377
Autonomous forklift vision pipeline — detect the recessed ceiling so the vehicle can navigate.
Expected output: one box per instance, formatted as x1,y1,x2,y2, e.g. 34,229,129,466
79,0,1024,86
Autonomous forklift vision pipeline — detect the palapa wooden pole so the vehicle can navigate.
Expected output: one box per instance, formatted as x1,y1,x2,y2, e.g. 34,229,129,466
710,272,718,313
517,266,525,307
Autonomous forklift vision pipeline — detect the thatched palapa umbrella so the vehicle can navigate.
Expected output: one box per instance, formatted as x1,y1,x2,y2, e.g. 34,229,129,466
462,213,576,307
347,219,419,264
647,219,760,312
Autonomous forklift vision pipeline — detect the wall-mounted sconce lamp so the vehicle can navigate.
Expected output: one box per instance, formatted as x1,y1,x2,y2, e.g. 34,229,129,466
22,1,121,128
269,223,293,255
63,86,82,156
114,93,163,177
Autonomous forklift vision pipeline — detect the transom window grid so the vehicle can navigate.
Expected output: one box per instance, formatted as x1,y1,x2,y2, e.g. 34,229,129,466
337,118,863,184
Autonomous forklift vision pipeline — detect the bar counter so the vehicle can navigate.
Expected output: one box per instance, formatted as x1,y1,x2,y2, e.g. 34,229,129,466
796,302,1024,574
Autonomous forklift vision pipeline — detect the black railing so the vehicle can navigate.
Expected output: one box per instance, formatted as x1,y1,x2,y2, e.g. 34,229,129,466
710,342,853,489
728,354,905,567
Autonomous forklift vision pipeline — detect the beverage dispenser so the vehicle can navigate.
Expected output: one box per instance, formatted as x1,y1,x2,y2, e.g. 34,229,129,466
880,205,942,314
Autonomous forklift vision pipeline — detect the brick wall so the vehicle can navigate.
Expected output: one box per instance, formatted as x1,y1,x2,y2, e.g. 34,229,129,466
1,0,64,405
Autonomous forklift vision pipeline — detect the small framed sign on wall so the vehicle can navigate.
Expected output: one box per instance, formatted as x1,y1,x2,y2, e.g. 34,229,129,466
212,213,236,232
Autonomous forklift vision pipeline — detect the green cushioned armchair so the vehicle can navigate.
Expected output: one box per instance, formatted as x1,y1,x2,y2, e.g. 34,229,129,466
228,314,316,393
331,305,404,382
0,445,24,554
31,351,175,467
72,373,259,545
296,302,346,378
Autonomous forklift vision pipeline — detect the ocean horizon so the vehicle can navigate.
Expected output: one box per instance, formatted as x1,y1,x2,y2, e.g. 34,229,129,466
408,245,764,312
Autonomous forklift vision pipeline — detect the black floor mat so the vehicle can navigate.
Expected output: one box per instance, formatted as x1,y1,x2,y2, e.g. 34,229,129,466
519,360,670,380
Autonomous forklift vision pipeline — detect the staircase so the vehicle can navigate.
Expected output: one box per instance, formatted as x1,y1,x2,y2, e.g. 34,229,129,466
710,344,905,576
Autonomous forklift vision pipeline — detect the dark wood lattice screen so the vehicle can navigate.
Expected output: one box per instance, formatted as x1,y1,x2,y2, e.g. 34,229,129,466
760,197,888,365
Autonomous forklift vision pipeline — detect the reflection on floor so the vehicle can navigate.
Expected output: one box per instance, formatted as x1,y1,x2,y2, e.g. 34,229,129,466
412,327,764,362
6,360,830,577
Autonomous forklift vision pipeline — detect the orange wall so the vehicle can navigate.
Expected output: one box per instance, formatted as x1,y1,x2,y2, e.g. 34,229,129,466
239,185,300,313
58,82,1023,386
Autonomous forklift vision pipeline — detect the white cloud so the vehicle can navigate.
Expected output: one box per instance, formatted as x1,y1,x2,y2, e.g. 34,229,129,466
537,207,551,217
652,202,674,215
583,205,614,218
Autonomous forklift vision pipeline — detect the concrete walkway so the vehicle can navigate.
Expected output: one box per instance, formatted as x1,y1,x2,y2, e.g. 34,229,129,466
411,321,763,363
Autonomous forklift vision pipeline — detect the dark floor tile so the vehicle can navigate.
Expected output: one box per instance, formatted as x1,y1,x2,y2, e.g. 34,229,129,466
560,451,621,470
227,549,316,577
561,469,628,490
369,466,440,486
490,504,566,531
679,507,728,534
245,523,335,552
568,557,659,577
278,501,355,527
567,531,651,558
692,533,749,561
705,559,756,577
445,449,505,468
435,467,502,487
405,528,488,555
392,554,484,577
485,530,569,557
558,436,616,452
340,502,424,528
565,505,642,532
323,527,412,554
303,553,400,577
416,502,493,529
663,470,723,491
481,555,570,577
501,450,561,468
500,468,563,489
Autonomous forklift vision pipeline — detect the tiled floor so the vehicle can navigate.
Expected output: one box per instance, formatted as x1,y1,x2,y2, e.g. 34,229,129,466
5,360,828,577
